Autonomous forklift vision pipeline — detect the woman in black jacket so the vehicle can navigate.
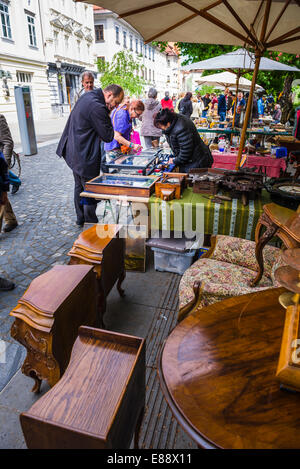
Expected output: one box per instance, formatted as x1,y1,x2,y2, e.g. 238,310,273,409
178,92,193,119
154,108,213,172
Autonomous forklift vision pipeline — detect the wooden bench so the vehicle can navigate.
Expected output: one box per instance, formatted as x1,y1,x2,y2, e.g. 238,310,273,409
20,326,145,449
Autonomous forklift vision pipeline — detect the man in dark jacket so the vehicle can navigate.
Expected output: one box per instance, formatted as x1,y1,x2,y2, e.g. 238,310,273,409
154,109,213,173
57,84,124,225
0,152,15,290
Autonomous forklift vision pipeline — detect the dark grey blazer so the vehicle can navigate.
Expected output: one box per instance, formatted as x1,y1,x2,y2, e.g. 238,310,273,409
56,88,114,179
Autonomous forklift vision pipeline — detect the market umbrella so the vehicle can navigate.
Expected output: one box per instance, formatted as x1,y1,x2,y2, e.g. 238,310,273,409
194,70,264,90
76,0,300,168
181,48,300,72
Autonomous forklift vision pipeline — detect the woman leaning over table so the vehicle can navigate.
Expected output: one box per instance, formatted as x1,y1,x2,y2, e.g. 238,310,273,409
103,98,144,170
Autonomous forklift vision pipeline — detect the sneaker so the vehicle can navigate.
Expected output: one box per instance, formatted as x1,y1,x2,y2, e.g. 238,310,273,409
3,222,18,233
0,277,15,291
76,219,84,226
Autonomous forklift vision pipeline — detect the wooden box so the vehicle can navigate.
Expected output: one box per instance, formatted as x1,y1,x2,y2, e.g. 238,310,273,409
85,174,159,198
188,168,225,195
20,326,145,449
155,173,187,201
10,265,97,393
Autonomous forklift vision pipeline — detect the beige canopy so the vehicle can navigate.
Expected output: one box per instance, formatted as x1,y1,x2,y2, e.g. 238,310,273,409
196,71,264,91
77,0,300,168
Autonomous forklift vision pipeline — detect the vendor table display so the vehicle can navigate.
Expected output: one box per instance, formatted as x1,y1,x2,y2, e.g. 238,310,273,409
149,187,271,241
106,148,161,176
212,151,286,177
85,174,159,198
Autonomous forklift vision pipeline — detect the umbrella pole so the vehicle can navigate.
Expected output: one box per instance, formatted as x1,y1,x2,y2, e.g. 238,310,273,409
231,70,241,144
235,53,262,170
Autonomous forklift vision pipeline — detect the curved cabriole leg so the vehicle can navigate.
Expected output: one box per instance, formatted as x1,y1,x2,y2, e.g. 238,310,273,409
117,270,126,298
251,217,278,287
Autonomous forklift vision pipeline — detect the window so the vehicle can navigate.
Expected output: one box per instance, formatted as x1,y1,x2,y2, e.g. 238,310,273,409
140,40,143,54
130,35,133,51
123,31,127,48
167,58,171,67
152,48,155,61
27,14,37,47
95,24,104,42
0,2,12,39
77,40,80,57
54,31,59,53
135,38,138,53
115,26,120,44
145,68,147,80
148,46,151,60
64,34,69,52
16,71,32,83
167,75,170,83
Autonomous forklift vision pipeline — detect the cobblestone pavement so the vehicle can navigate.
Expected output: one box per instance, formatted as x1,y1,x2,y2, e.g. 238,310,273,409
0,143,85,391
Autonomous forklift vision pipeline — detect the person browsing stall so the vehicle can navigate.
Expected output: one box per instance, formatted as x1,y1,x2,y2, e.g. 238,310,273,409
104,99,145,157
57,84,124,226
154,108,213,173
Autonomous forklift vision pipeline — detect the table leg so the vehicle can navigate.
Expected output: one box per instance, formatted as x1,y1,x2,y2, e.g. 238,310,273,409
251,213,278,287
117,270,126,297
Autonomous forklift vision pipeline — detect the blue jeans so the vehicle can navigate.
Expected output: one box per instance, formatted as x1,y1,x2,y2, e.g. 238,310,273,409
219,111,226,128
202,110,208,118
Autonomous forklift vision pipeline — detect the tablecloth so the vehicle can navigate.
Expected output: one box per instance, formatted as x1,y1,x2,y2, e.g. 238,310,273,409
149,188,272,241
212,152,286,177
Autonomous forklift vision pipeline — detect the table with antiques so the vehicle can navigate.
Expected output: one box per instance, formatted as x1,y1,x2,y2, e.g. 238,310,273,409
10,265,98,393
20,326,145,449
68,224,125,328
158,287,300,449
212,151,286,178
149,186,272,241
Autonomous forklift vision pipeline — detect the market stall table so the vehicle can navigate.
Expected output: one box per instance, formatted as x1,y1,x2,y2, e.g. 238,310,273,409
149,187,271,241
212,151,286,177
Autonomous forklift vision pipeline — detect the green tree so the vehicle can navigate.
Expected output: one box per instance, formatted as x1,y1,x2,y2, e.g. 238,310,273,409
97,50,146,97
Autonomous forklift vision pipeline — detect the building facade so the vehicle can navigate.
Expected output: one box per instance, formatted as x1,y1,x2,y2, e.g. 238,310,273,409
93,7,181,100
0,0,96,124
0,0,51,123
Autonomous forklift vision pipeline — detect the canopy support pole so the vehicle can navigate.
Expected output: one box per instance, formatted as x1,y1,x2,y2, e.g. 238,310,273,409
235,53,261,170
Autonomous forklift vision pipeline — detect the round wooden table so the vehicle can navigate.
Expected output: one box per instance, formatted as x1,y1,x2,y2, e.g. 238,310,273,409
158,287,300,449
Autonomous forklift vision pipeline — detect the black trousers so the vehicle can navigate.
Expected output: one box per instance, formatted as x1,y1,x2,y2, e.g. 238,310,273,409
73,172,98,224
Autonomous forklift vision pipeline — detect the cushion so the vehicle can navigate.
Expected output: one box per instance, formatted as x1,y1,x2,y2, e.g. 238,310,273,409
211,235,281,278
179,258,273,310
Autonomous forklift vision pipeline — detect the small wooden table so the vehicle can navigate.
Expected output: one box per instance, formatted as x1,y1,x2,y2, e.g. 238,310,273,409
158,287,300,449
21,326,145,449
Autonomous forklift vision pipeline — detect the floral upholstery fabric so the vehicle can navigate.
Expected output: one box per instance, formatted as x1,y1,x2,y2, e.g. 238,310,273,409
179,236,282,313
211,235,281,278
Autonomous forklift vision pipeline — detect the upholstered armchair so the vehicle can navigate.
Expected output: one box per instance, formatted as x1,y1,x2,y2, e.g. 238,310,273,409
178,234,283,322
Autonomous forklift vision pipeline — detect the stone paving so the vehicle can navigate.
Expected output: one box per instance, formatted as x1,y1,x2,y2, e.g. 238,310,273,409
0,142,197,449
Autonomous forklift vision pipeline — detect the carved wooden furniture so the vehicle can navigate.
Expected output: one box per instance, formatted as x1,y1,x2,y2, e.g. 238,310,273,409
68,224,125,328
158,287,300,449
10,265,97,393
252,203,300,286
20,326,145,449
178,234,281,322
275,248,300,392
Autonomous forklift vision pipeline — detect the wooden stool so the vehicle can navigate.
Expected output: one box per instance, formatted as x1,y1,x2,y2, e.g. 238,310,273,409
20,326,145,449
252,203,300,286
68,224,126,328
10,265,97,393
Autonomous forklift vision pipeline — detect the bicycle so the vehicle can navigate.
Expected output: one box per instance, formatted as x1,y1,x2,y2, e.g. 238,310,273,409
9,150,21,178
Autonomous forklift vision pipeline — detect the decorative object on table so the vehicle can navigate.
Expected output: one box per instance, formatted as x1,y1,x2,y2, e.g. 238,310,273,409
20,326,145,449
85,174,159,198
10,265,97,393
124,225,147,272
105,148,162,176
188,168,225,195
68,224,125,328
155,172,187,201
265,177,300,211
275,248,300,393
251,203,300,287
178,234,282,322
221,168,264,206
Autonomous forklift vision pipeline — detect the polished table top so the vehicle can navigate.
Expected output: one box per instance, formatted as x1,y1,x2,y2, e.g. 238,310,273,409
158,287,300,449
